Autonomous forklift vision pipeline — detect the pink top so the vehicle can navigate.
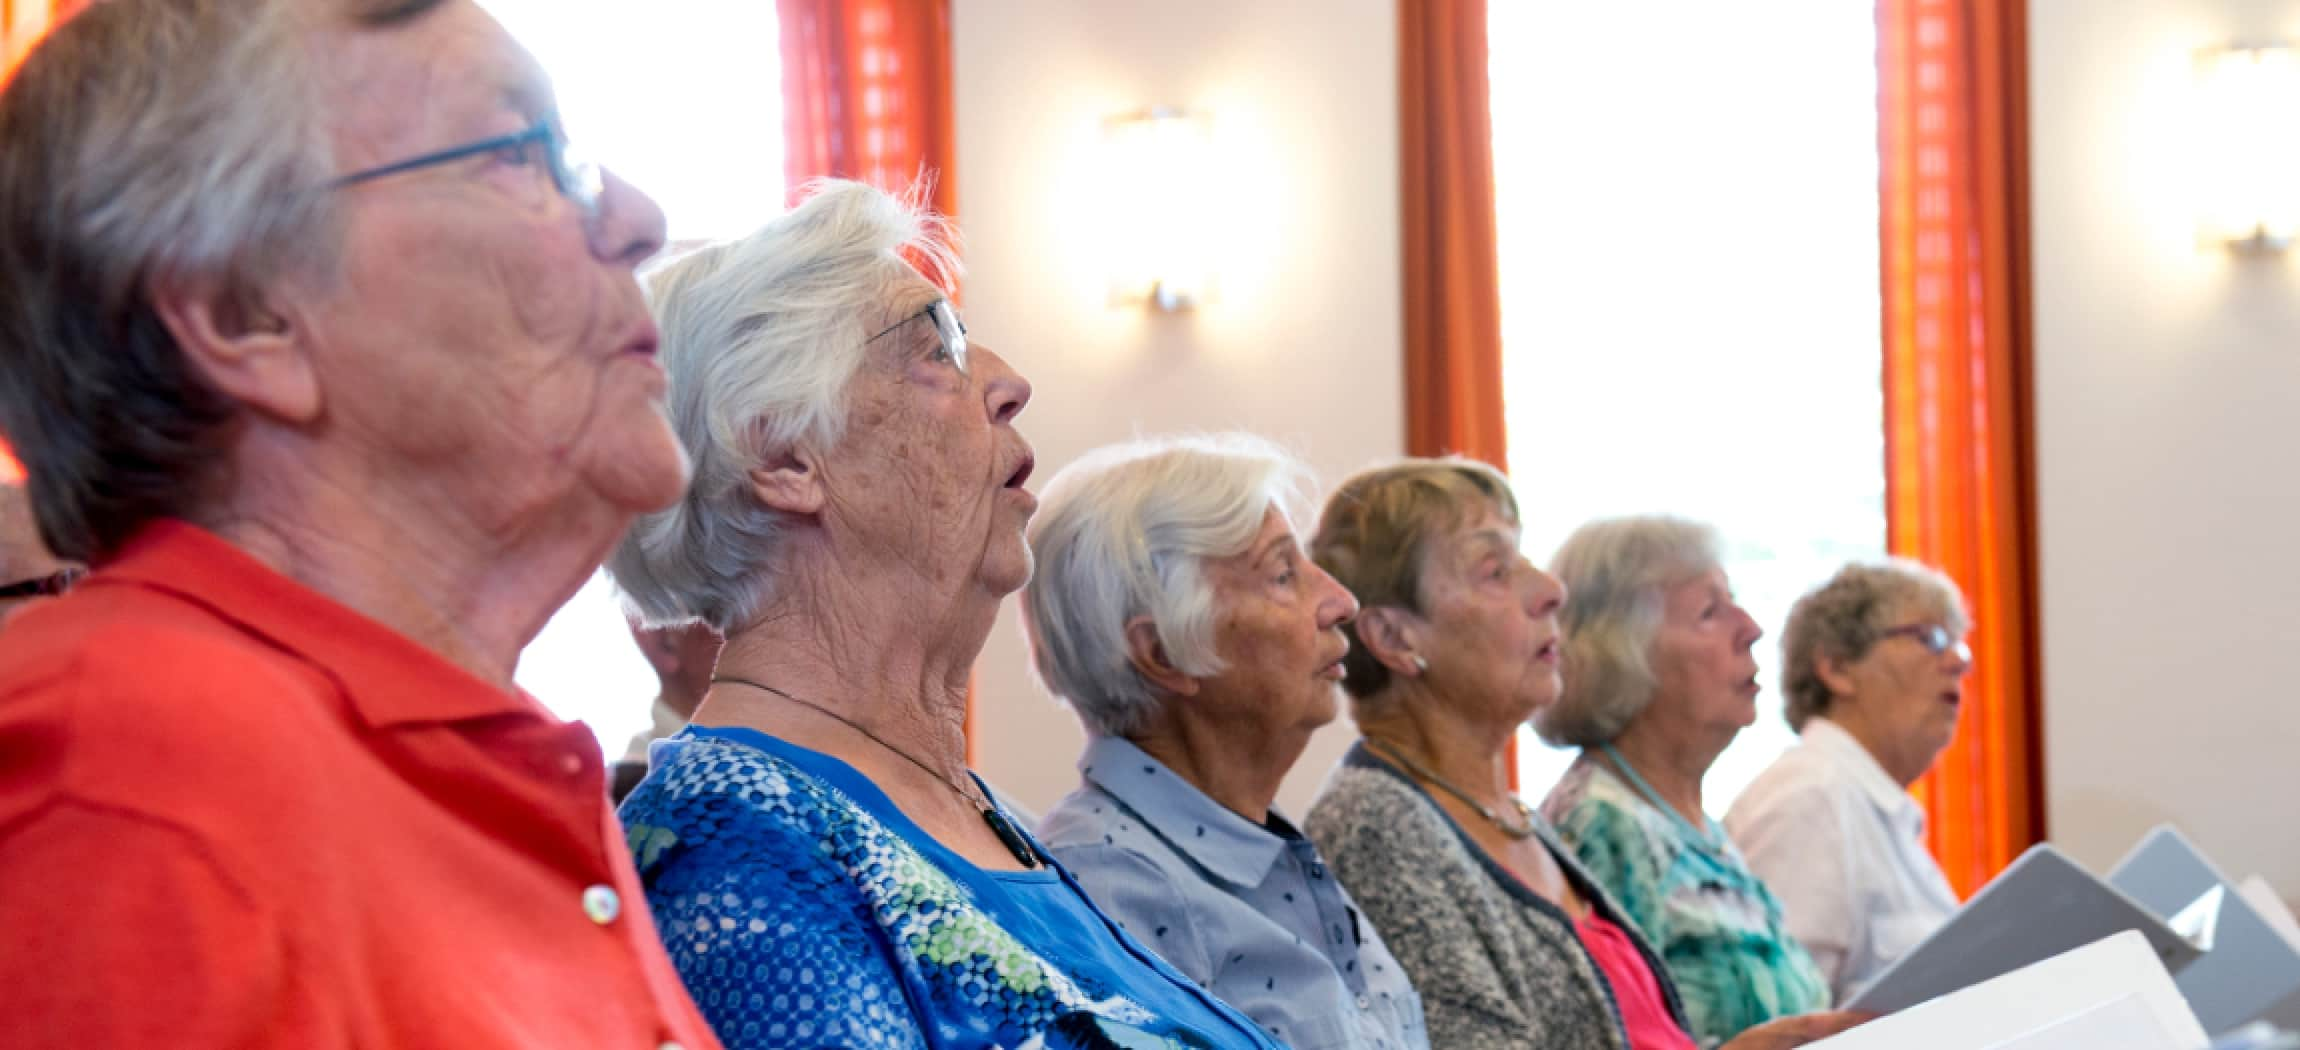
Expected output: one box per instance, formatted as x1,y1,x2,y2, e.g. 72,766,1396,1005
1576,911,1698,1050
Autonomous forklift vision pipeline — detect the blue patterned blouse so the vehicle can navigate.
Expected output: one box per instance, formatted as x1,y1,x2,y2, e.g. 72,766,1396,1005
619,725,1284,1050
1539,751,1830,1048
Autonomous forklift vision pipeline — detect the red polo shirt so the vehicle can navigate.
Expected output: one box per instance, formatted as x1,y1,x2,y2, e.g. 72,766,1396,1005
0,521,720,1049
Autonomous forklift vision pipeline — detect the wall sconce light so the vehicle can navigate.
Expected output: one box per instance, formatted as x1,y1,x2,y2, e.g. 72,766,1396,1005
2197,45,2300,251
1102,106,1213,311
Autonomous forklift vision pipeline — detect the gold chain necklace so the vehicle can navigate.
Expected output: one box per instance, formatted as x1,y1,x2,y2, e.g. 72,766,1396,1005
711,675,1039,868
1364,737,1541,840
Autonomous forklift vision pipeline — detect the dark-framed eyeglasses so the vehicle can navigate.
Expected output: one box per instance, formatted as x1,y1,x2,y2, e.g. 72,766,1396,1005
1878,622,1971,663
328,114,603,213
867,298,969,372
0,566,85,601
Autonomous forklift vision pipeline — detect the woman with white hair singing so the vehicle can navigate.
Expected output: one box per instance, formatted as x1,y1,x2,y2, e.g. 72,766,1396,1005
1026,435,1428,1050
611,183,1284,1050
1725,560,1972,1003
1537,516,1831,1046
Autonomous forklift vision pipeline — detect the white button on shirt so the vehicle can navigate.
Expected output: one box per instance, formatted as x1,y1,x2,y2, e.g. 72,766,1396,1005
581,884,621,925
1725,718,1961,1005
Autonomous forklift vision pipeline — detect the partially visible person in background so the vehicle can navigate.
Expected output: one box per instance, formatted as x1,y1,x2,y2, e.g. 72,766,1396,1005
611,619,721,803
1726,559,1971,1003
0,483,80,628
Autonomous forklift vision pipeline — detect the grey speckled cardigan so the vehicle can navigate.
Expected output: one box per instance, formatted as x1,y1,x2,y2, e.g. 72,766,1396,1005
1306,742,1691,1050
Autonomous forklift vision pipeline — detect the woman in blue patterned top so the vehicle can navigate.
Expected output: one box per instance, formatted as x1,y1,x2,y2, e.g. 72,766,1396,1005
610,181,1282,1050
1534,516,1832,1047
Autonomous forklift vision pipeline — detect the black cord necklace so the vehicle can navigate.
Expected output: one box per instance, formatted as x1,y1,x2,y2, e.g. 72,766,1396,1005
710,675,1039,869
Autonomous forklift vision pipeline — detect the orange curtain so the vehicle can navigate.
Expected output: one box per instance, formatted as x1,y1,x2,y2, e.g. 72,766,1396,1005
1877,0,2042,897
1400,0,1515,785
2,0,80,84
1399,0,1508,475
777,0,955,221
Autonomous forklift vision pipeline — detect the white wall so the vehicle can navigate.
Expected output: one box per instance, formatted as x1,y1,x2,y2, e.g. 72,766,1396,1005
952,0,1402,816
2032,0,2300,897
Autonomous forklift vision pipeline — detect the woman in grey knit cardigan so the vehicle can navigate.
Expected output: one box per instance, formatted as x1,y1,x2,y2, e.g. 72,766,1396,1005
1303,459,1861,1050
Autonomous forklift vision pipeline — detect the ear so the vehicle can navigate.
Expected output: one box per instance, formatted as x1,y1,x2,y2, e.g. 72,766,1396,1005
1354,606,1425,677
628,623,683,677
149,270,321,425
749,445,826,516
1122,616,1200,699
1814,650,1862,699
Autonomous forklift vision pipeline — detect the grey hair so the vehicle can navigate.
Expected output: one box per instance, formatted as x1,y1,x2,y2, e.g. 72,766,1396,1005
1537,515,1724,748
1023,433,1312,739
608,179,960,632
0,0,386,563
1780,557,1969,730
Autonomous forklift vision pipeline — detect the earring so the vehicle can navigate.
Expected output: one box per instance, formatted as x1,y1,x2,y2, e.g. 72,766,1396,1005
1411,655,1429,673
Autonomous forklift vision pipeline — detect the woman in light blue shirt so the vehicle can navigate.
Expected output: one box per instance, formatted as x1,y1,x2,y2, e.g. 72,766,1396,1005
1023,435,1431,1050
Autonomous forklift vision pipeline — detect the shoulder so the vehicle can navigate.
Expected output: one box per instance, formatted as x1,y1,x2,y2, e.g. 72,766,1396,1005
1306,761,1458,859
1725,749,1852,843
0,586,354,840
1036,782,1127,849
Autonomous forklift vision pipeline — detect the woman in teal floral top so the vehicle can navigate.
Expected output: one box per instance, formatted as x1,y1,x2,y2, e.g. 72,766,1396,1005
1534,516,1830,1047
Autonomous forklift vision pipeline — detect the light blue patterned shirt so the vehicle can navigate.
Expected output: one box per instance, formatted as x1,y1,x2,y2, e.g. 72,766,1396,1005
1040,737,1431,1050
619,726,1284,1050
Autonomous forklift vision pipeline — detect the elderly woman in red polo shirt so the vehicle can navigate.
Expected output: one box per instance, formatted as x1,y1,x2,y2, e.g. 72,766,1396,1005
0,1,715,1046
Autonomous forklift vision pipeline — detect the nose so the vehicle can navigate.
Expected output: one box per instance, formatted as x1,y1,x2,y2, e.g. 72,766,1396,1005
1311,561,1360,629
1523,561,1567,617
1948,639,1974,674
586,167,668,268
975,343,1032,425
1734,601,1764,647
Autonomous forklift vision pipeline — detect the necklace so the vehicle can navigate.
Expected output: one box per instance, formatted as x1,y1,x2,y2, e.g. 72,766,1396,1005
1598,743,1726,852
1364,737,1540,840
711,675,1039,869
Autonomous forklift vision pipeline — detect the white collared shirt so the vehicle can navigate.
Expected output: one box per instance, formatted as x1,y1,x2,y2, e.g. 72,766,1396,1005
1724,717,1961,1004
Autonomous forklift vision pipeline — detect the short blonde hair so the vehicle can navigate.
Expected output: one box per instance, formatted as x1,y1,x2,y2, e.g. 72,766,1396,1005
1309,458,1518,701
1538,515,1722,748
1779,558,1969,730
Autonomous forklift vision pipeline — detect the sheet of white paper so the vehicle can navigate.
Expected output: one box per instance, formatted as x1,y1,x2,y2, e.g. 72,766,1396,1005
1809,931,2207,1050
1987,993,2190,1050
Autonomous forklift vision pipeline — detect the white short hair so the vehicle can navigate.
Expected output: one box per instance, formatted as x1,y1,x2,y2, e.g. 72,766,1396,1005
1023,434,1311,739
608,180,959,631
1537,515,1723,748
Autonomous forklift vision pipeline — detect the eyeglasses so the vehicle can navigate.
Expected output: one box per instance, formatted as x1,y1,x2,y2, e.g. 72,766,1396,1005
0,566,84,601
1878,622,1972,663
329,114,603,213
867,299,969,372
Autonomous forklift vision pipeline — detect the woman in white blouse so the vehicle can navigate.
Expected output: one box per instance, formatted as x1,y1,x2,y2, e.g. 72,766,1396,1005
1724,559,1972,1004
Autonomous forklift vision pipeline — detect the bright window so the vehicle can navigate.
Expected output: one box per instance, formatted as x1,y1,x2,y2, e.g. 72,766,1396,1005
484,0,786,754
1490,2,1886,815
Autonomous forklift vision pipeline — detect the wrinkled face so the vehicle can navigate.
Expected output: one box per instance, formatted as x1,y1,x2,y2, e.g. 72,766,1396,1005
817,279,1036,600
289,1,685,539
1192,507,1359,736
1645,565,1764,740
1412,501,1567,726
1837,597,1971,776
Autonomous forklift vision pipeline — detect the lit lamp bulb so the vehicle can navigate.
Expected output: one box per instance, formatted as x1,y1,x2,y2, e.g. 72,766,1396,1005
2198,46,2300,250
1103,107,1214,310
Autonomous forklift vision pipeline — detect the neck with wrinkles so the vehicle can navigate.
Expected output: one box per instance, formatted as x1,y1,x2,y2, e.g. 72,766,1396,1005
699,531,994,785
1352,680,1522,810
205,448,628,690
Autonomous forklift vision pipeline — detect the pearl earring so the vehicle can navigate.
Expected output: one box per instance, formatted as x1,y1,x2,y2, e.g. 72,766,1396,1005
1411,655,1429,673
